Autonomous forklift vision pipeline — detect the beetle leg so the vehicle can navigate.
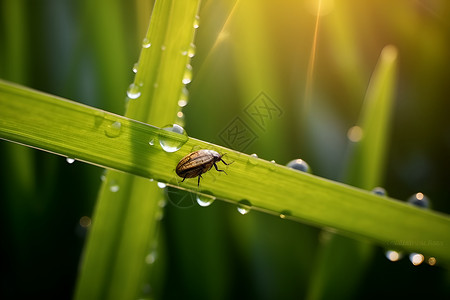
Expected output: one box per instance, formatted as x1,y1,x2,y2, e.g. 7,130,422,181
213,163,228,174
197,174,203,187
181,176,186,182
220,158,234,166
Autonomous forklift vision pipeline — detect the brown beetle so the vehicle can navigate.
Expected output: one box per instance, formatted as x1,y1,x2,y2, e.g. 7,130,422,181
176,150,232,186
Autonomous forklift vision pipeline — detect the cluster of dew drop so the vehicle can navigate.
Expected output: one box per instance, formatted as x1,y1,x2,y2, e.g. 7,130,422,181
125,15,200,130
373,188,436,266
346,123,434,266
234,156,312,217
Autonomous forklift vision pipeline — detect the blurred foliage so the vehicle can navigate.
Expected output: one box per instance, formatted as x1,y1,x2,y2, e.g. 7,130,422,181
1,0,449,299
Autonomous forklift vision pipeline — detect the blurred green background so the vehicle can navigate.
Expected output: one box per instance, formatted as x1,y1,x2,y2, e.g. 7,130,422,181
1,0,449,299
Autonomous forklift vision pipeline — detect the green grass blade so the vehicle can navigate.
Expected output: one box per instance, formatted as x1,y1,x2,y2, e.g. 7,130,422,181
345,45,398,189
307,45,398,300
77,0,131,114
1,78,449,266
74,1,201,299
0,0,38,245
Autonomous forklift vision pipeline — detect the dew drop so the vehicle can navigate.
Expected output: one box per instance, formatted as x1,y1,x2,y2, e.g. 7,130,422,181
127,83,141,99
148,139,155,146
407,192,430,209
178,87,189,107
157,182,166,189
181,50,188,56
269,160,277,170
237,199,252,215
105,121,122,138
372,187,387,196
385,250,403,262
175,111,185,127
286,159,311,173
161,45,166,51
193,15,200,28
142,38,151,48
196,194,216,207
248,153,259,165
66,157,75,164
409,253,425,266
158,124,189,152
188,43,196,58
109,180,120,192
178,99,188,107
132,63,139,73
182,64,193,85
279,210,291,219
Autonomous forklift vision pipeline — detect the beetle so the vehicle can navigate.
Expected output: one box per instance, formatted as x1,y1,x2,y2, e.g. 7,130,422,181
176,150,232,186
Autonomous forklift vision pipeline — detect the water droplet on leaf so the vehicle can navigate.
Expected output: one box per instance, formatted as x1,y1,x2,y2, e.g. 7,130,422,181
407,192,430,209
279,210,291,219
109,180,120,192
175,111,185,127
372,187,387,196
105,121,122,138
142,38,151,48
286,159,311,173
193,16,200,28
178,99,187,107
159,124,189,152
132,63,138,73
188,43,196,58
127,83,141,99
237,199,252,215
269,160,277,170
196,194,216,207
248,153,258,165
182,64,192,85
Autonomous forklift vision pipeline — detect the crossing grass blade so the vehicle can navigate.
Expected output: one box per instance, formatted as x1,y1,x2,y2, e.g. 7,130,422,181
306,45,399,300
73,1,202,299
